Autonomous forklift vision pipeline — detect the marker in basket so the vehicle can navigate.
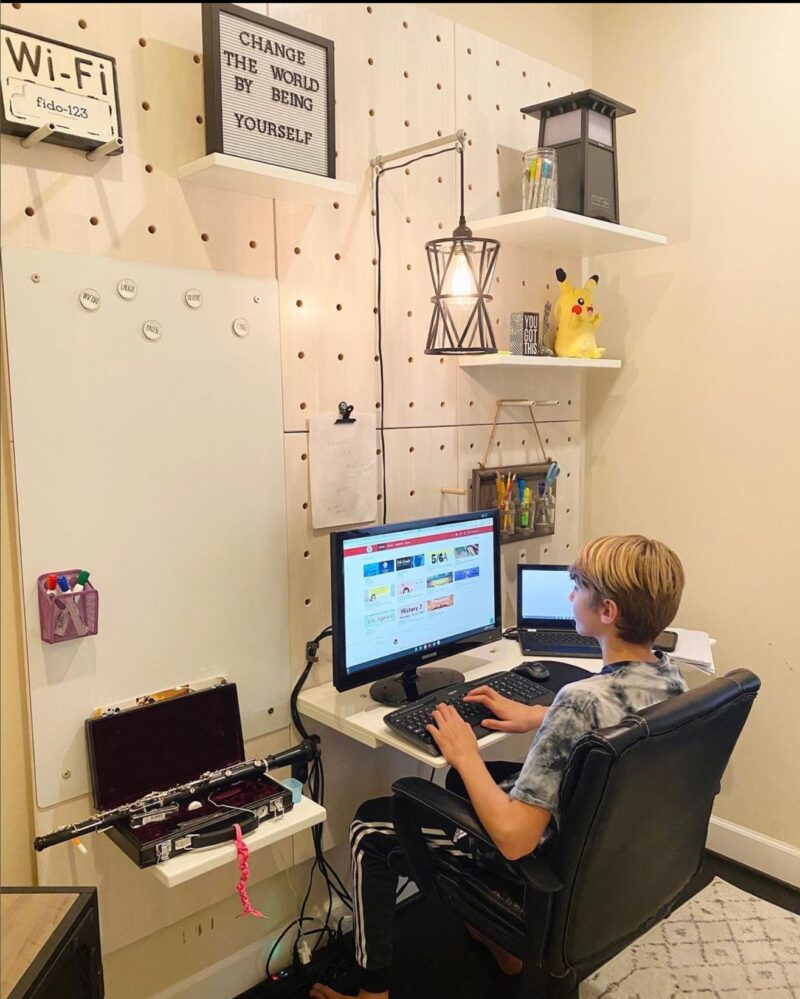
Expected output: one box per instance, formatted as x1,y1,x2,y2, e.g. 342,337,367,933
56,575,88,637
71,570,90,605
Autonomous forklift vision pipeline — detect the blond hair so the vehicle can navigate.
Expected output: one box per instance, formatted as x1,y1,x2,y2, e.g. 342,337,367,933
569,535,684,645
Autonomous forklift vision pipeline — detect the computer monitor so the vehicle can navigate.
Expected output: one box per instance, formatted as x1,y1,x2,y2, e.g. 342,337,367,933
331,509,501,705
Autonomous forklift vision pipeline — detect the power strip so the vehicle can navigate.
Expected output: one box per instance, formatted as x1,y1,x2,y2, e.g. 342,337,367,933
236,935,359,998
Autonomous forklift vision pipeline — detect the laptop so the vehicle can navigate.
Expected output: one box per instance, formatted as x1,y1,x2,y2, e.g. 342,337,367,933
516,564,602,657
516,564,678,658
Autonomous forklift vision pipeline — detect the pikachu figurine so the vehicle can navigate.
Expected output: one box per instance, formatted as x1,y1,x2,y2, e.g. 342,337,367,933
553,268,605,358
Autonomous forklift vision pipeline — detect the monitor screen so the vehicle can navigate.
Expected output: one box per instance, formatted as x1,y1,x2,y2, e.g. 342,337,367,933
331,510,501,693
517,564,576,628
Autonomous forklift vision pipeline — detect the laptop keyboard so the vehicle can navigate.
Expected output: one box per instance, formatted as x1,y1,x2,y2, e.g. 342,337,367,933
384,671,553,756
520,630,602,657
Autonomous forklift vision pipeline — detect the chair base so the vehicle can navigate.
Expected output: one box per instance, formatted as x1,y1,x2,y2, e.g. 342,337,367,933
526,965,578,999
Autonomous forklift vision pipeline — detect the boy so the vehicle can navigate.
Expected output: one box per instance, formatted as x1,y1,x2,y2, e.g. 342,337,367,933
311,535,687,999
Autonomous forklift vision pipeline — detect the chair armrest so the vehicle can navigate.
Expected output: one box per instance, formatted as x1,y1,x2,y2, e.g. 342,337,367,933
391,777,563,894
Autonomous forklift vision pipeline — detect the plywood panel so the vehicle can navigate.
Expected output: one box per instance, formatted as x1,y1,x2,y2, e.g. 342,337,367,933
0,3,275,277
2,0,591,960
454,23,585,357
272,3,460,431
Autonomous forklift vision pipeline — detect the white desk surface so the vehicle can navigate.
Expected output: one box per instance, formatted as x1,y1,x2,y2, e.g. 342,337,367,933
297,640,604,768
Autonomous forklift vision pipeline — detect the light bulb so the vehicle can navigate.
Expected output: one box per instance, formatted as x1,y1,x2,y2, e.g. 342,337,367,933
444,248,477,305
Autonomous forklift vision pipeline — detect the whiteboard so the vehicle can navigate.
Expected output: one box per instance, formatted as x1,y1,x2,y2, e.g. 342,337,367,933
2,247,291,807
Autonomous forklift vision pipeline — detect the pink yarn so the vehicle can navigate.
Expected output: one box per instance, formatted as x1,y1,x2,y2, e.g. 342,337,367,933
234,822,264,918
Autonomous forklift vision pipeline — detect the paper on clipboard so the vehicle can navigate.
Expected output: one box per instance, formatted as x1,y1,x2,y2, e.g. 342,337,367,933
309,414,377,529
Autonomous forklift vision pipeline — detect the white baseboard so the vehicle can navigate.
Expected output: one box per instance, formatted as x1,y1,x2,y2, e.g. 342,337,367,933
707,816,800,889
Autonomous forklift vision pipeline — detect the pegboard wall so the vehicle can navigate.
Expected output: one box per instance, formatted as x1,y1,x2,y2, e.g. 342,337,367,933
1,1,588,953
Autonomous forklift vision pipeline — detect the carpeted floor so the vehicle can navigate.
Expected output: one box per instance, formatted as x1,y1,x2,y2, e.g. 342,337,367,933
240,858,800,998
583,877,800,998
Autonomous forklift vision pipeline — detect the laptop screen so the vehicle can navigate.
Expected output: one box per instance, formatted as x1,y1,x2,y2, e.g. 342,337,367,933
517,565,577,630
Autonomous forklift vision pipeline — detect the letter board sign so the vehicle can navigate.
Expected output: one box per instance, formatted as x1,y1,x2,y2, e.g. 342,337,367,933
202,4,335,178
0,25,122,150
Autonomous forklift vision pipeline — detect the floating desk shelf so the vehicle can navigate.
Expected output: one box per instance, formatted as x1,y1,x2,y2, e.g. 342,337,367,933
149,796,326,887
177,153,356,204
469,207,666,256
460,355,622,370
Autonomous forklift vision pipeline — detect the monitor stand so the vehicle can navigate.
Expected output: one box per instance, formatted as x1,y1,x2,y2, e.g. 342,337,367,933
369,666,465,706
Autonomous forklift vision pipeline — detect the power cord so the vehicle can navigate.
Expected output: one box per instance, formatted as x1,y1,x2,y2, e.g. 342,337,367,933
288,627,353,967
372,142,464,525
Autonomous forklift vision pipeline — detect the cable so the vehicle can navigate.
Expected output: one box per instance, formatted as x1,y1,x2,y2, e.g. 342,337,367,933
265,916,329,979
372,142,463,525
288,625,353,964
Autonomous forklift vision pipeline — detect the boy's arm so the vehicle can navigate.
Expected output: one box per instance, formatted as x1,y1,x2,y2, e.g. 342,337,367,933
428,703,551,861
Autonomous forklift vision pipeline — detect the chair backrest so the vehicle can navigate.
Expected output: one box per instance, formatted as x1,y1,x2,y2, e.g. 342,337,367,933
543,668,759,978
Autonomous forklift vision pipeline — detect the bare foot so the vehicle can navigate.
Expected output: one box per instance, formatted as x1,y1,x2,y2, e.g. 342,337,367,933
465,923,523,976
309,985,388,999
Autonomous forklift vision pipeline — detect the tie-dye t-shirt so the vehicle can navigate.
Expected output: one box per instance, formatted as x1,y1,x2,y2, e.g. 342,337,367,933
510,653,687,826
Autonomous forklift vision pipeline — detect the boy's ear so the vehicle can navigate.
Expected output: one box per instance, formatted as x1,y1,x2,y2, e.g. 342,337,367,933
599,597,620,626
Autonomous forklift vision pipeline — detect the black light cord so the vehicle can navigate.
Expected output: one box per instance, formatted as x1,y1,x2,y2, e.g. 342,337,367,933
373,142,464,525
288,624,353,968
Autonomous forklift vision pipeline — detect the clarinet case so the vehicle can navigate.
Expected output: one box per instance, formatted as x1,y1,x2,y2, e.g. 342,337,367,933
85,682,293,868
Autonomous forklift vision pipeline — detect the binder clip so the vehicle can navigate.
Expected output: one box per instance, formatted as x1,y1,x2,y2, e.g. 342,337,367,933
335,401,355,424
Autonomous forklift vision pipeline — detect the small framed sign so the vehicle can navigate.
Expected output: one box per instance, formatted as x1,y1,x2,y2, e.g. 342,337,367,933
202,4,335,178
0,25,122,151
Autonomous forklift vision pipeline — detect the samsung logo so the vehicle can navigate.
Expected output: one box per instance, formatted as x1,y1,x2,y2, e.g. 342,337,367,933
422,652,436,660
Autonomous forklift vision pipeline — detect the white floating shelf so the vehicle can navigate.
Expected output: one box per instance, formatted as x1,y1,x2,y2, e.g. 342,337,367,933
150,796,326,888
177,153,356,204
469,207,666,256
461,355,622,370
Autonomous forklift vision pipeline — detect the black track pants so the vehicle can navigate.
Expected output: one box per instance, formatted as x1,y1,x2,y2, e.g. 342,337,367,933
349,762,521,993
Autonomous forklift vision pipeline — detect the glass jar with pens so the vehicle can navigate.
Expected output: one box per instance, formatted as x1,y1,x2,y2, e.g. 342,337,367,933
522,147,558,211
495,471,517,539
515,478,534,537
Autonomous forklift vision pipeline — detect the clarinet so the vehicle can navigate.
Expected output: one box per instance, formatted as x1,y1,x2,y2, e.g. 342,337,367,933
33,738,318,853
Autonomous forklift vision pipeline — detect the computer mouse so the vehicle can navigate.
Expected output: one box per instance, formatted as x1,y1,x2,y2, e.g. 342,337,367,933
513,661,551,682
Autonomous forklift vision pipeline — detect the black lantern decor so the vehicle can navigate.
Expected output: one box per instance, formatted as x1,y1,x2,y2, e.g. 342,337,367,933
521,89,635,225
424,145,500,354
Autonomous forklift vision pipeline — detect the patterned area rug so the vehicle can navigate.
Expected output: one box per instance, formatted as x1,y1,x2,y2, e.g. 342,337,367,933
583,877,800,998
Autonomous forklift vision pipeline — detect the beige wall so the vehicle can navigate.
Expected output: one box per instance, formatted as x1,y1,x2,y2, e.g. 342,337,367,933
1,307,37,887
421,2,593,81
589,2,800,846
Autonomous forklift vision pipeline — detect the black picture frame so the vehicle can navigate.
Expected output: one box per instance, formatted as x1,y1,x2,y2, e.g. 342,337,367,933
201,3,336,178
0,24,122,152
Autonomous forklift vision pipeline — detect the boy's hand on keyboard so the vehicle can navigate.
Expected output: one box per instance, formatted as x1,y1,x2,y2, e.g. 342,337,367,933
427,703,480,769
463,686,547,734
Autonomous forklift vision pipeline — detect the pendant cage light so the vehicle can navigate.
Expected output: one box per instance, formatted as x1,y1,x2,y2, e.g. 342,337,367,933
425,143,500,354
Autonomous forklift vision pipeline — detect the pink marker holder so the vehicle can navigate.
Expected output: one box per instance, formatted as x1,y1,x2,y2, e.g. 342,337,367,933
38,571,99,644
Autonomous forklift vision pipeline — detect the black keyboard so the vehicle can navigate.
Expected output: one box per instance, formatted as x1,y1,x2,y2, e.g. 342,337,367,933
384,671,554,757
520,630,602,658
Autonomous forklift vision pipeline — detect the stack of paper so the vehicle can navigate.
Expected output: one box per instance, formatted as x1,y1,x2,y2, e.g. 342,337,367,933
670,628,715,675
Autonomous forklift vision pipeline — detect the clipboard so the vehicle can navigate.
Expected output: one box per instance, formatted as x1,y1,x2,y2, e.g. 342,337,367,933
308,409,377,529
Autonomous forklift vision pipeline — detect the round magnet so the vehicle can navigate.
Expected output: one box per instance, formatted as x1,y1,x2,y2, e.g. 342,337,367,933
232,317,249,337
142,319,162,341
184,288,203,309
79,289,101,311
116,278,137,300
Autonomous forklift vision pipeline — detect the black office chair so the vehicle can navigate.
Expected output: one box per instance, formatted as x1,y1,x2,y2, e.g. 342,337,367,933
392,669,760,998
